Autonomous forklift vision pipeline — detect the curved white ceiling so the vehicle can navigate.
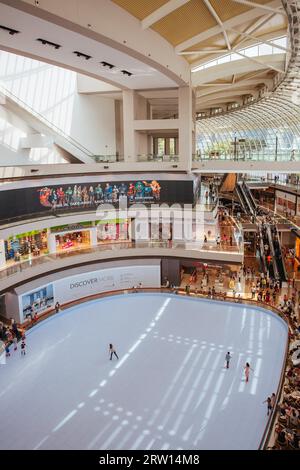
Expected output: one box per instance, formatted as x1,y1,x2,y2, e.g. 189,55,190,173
0,0,189,90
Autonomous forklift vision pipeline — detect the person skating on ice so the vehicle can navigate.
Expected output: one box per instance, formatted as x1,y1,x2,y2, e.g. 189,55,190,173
21,340,26,356
225,351,232,369
244,362,254,383
109,343,119,360
263,396,272,416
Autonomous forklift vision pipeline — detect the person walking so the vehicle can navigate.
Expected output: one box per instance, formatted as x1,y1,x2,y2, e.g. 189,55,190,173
225,351,232,369
55,302,60,313
263,396,272,416
109,343,119,361
244,362,254,383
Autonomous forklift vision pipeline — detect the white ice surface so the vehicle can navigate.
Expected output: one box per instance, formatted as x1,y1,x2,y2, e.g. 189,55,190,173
0,293,288,450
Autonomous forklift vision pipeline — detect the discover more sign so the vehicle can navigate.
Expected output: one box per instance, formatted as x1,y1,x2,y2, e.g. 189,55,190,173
53,264,161,304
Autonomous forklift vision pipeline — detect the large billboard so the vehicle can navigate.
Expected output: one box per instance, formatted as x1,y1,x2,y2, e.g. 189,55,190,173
0,179,194,222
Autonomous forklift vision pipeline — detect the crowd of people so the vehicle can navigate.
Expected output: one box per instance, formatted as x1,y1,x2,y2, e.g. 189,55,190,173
0,319,26,358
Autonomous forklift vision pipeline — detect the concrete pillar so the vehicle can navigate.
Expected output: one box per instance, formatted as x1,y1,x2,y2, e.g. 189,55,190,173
90,227,98,246
0,239,6,269
114,100,124,161
179,86,195,172
122,90,136,162
47,230,57,254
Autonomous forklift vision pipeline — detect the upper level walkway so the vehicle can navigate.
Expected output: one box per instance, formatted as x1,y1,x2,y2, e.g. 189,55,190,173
0,238,243,294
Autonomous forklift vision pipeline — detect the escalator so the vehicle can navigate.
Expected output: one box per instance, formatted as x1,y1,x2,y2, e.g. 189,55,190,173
270,225,288,282
242,182,257,215
265,224,279,280
236,181,255,216
235,183,249,214
258,224,268,275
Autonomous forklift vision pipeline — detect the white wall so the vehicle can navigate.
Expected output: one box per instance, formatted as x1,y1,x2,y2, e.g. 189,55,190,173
11,262,161,322
0,51,116,157
70,94,116,155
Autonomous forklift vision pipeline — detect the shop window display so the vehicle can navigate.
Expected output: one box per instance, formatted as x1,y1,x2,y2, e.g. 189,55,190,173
97,219,129,243
5,230,48,263
21,285,54,321
55,231,91,252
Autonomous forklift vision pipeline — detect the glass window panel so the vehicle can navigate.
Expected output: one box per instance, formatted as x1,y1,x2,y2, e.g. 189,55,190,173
245,45,258,57
169,138,175,155
218,55,230,64
157,138,165,156
259,43,273,55
230,53,242,62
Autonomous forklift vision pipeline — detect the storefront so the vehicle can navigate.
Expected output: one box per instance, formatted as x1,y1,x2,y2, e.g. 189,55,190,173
49,222,94,253
96,219,130,243
5,229,48,263
275,190,296,216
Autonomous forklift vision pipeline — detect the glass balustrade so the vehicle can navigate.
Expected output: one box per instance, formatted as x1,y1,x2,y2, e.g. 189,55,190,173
0,238,243,282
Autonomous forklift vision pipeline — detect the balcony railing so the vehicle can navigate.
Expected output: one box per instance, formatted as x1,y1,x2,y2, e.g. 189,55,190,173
0,238,243,283
193,150,300,162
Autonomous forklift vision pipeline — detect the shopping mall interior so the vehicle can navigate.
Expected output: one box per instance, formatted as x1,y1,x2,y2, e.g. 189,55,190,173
0,0,300,454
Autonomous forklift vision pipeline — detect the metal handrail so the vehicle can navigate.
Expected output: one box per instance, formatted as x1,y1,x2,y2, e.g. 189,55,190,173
266,224,279,280
193,150,300,162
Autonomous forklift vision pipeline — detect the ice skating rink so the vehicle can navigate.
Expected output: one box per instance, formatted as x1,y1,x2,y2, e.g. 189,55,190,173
0,293,288,450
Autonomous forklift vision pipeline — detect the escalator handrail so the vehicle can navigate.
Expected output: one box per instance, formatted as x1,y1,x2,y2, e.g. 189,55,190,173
273,225,288,282
238,182,255,216
258,224,268,274
243,182,257,213
235,185,248,214
265,224,279,280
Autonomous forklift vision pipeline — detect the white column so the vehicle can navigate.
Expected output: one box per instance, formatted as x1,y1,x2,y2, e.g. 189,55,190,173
122,90,136,162
90,227,98,246
0,239,6,269
179,86,195,172
47,230,57,254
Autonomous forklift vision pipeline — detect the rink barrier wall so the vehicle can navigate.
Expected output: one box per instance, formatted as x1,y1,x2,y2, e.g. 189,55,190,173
17,286,291,450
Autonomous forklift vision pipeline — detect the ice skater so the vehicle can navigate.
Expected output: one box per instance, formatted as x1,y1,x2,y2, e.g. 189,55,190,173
5,343,10,357
270,393,276,410
244,362,254,383
225,351,232,369
21,340,26,356
109,343,119,360
263,396,272,415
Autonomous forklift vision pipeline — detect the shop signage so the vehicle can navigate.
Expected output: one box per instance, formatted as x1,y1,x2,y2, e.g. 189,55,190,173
55,265,161,304
95,218,128,225
50,222,93,233
9,229,46,240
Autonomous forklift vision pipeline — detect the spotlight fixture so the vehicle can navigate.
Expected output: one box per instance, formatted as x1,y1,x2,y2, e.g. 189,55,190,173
36,38,61,49
73,51,92,60
30,169,39,173
121,70,132,77
172,165,178,168
0,25,20,35
104,165,109,169
100,61,114,69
